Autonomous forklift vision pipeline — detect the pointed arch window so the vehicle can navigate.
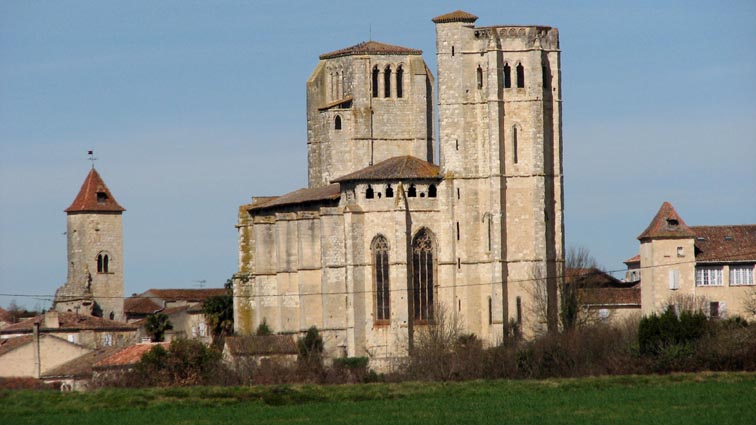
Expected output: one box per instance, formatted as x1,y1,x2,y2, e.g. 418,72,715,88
503,63,512,88
516,63,525,88
407,184,417,197
385,184,394,198
476,65,483,89
412,229,435,322
366,185,374,199
372,66,379,98
372,236,390,322
97,253,110,273
334,115,342,130
428,184,437,198
384,65,392,98
396,65,404,98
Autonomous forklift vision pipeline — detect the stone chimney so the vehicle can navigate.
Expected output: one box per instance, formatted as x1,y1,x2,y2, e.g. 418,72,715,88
43,311,60,329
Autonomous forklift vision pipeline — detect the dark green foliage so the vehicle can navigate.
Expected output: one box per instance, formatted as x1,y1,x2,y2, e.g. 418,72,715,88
202,281,234,347
130,339,224,387
255,318,272,336
638,309,707,355
145,313,173,342
332,356,369,370
297,326,324,360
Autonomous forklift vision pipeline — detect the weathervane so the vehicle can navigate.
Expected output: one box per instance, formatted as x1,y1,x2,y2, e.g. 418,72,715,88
88,150,97,168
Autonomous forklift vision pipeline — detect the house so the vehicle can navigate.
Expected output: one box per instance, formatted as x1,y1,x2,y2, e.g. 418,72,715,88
91,342,168,385
234,10,565,368
570,268,641,323
633,202,756,318
0,311,136,349
41,345,122,391
0,329,91,379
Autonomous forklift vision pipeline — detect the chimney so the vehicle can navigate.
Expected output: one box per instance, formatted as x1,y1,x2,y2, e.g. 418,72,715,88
44,311,60,329
33,322,41,378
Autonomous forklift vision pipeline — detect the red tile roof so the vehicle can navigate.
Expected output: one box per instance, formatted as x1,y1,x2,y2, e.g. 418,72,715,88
144,288,227,302
0,312,134,334
320,41,422,60
65,168,125,213
124,297,162,315
692,225,756,263
432,10,479,24
248,183,341,211
0,335,33,357
580,286,641,307
332,156,440,183
94,343,168,369
637,202,694,240
624,254,640,264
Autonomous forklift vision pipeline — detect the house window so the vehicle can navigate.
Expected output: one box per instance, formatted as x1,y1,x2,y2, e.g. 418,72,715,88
198,322,206,337
428,184,437,198
407,184,417,197
516,63,525,88
695,266,723,286
372,66,379,98
396,65,404,98
709,302,720,319
503,63,512,88
476,66,483,89
730,265,755,286
366,185,374,199
668,269,679,290
385,185,394,198
372,236,390,322
97,253,109,273
677,246,684,257
384,65,392,98
102,334,113,346
334,115,342,130
412,229,435,322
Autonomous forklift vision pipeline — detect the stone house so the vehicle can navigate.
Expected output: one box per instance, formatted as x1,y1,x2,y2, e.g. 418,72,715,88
0,311,136,349
0,331,91,379
633,202,756,318
41,346,121,391
571,268,641,324
234,10,565,367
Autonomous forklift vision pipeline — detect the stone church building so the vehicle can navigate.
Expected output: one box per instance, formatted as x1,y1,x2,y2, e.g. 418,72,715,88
234,10,564,365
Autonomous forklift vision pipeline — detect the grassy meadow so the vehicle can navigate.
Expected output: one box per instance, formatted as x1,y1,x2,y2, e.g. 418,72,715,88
3,372,756,424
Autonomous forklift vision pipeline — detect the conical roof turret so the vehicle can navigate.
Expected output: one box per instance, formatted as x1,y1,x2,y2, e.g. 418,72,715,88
65,168,125,213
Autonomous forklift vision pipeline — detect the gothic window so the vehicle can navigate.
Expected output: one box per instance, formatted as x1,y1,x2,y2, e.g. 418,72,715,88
97,253,109,273
412,228,435,322
384,65,392,98
385,184,394,198
476,66,483,89
513,126,519,164
334,115,342,130
372,66,379,98
516,63,525,88
428,184,437,198
407,184,417,197
366,185,374,199
503,63,512,88
396,65,404,98
372,236,390,322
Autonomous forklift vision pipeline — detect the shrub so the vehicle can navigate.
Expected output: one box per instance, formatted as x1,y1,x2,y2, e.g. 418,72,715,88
638,309,707,356
256,318,272,336
128,339,225,387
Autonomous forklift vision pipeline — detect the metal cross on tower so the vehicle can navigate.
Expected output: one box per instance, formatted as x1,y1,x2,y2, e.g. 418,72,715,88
88,150,97,168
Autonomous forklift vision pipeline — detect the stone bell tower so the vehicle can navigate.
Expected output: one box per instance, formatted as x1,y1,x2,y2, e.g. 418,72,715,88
53,167,125,321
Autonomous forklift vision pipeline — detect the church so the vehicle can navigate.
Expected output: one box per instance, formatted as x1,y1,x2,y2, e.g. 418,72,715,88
233,10,565,366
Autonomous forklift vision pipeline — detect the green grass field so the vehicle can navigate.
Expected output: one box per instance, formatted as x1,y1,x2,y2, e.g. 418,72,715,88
3,372,756,424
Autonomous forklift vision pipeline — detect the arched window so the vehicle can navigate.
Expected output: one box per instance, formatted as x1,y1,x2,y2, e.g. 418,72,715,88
412,228,435,322
476,66,483,89
372,66,379,98
503,63,512,88
366,185,374,199
384,65,392,98
334,115,342,130
97,253,109,273
396,65,404,98
372,236,390,322
407,184,417,197
513,126,519,164
516,63,525,88
428,184,437,198
385,184,394,198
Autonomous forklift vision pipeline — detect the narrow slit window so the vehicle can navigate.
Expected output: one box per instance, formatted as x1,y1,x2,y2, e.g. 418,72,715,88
488,297,492,324
396,65,403,98
456,221,460,240
451,46,455,56
384,65,392,98
516,63,525,88
476,66,483,89
457,188,460,200
503,64,512,88
516,296,522,327
334,115,342,130
513,126,519,164
372,66,379,98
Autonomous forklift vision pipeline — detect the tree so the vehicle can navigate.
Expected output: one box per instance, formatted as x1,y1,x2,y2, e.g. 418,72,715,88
145,313,173,342
202,279,234,346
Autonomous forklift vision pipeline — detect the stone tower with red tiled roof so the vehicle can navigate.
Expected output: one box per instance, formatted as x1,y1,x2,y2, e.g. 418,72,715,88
54,168,125,321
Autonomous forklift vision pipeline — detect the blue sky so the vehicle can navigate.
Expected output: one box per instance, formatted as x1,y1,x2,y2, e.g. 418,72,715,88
1,1,755,309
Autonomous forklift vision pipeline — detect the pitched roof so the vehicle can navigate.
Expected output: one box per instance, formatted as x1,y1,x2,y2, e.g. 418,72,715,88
94,343,168,369
248,183,341,211
637,202,694,240
320,41,422,60
124,296,162,315
42,346,121,378
332,156,440,183
432,10,479,24
692,225,756,263
144,288,228,303
579,286,641,307
65,168,125,213
0,307,11,324
624,254,640,264
1,312,134,334
0,335,33,357
224,335,297,356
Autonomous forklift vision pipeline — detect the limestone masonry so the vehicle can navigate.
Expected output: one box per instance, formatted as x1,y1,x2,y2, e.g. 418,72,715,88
234,10,565,367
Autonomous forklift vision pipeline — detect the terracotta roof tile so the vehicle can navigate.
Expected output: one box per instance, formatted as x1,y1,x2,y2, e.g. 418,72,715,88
124,297,162,315
42,346,121,378
692,225,756,263
320,41,422,60
144,288,228,302
225,335,297,356
580,287,641,306
624,254,640,264
65,168,125,213
432,10,479,24
0,335,33,357
332,156,440,182
1,312,134,334
248,184,341,211
94,343,168,369
638,202,694,240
